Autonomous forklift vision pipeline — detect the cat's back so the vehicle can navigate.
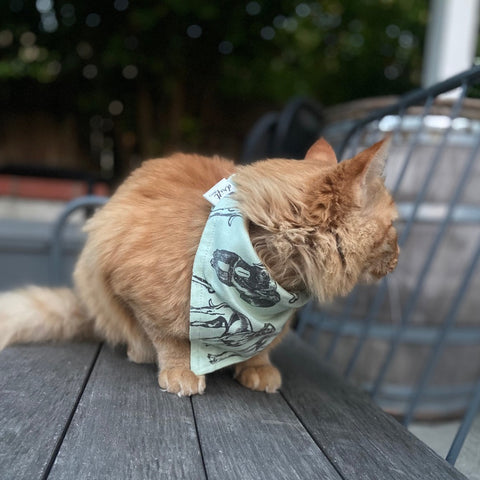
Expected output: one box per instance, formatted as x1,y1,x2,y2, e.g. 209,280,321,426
81,153,236,270
90,153,234,225
115,153,235,202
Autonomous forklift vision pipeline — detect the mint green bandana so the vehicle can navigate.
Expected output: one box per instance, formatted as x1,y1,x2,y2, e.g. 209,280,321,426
190,190,310,375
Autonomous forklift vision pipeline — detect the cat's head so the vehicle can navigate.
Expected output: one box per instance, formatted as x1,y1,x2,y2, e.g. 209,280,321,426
234,137,399,302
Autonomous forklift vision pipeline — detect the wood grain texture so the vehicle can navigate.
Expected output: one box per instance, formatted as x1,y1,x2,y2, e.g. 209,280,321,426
47,345,206,480
0,343,100,480
192,369,342,480
1,333,469,480
272,333,468,480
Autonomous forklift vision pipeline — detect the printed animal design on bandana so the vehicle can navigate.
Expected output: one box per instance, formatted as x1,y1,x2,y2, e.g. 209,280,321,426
189,188,310,375
191,308,276,365
210,249,280,307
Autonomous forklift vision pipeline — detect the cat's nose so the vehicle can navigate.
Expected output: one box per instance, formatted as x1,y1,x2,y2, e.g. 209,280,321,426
388,252,399,272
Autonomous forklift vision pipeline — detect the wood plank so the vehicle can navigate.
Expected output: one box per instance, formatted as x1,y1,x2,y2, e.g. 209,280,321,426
192,369,342,480
0,343,100,480
272,333,468,480
48,345,206,480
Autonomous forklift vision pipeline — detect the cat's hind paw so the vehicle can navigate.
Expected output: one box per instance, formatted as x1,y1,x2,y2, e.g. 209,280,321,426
158,368,206,397
234,364,282,393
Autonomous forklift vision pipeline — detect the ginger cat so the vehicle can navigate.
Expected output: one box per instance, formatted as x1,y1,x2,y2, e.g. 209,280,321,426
0,138,398,396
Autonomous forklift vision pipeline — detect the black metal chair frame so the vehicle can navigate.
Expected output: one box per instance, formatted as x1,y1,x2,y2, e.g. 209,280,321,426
298,65,480,465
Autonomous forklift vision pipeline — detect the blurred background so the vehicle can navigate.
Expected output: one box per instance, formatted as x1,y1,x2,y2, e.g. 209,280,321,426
0,0,430,183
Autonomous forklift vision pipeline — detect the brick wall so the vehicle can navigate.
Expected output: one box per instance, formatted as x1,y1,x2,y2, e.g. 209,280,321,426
0,175,109,201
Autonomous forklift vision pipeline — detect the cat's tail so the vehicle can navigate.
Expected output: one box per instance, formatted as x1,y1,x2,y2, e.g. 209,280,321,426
0,286,96,350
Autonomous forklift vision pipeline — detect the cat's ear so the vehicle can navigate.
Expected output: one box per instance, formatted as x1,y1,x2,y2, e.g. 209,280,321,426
351,136,390,183
346,136,391,202
304,137,337,167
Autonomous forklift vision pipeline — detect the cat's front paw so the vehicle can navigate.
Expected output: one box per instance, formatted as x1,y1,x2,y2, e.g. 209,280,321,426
234,365,282,393
158,368,206,397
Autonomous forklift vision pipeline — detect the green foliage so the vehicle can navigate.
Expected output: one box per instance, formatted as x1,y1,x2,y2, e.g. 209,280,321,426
0,1,427,101
0,0,428,165
218,0,427,103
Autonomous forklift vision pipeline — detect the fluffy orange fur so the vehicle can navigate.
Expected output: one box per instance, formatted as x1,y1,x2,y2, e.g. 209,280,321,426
0,138,398,396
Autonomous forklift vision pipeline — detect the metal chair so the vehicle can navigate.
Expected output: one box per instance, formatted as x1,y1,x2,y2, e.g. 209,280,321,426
48,196,108,285
240,97,323,163
297,65,480,465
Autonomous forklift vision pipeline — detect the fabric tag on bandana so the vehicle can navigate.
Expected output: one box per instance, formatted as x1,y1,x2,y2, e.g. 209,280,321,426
190,185,310,375
203,177,236,206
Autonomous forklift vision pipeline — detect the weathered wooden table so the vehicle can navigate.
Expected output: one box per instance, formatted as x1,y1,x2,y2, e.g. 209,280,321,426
0,333,467,479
